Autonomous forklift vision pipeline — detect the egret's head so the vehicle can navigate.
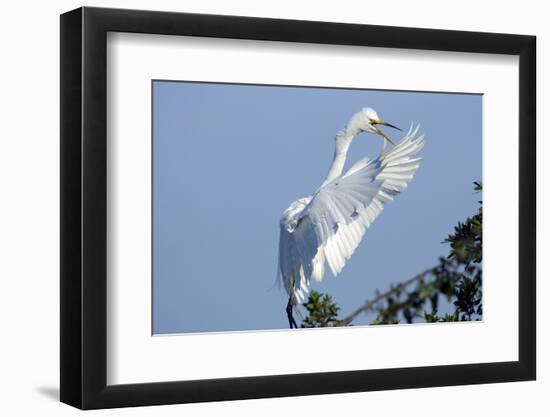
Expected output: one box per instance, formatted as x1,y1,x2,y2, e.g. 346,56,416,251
349,107,402,145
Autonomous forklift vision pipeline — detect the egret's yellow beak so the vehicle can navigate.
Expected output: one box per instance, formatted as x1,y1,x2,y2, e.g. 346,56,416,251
371,119,402,146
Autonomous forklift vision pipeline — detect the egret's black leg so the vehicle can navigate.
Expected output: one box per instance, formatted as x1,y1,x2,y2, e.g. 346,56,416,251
286,297,298,329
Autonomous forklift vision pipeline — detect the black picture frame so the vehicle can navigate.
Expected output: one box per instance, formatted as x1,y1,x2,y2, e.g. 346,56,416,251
60,6,536,410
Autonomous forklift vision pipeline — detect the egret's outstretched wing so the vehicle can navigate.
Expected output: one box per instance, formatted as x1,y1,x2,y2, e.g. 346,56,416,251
278,126,424,303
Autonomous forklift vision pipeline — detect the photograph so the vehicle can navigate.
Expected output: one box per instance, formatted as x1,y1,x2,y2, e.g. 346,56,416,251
1,1,542,414
152,81,482,334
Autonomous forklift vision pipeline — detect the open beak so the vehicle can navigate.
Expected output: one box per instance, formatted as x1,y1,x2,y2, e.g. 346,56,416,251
371,119,402,146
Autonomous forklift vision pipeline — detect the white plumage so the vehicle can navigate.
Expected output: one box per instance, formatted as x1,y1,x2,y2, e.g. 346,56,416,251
278,108,424,309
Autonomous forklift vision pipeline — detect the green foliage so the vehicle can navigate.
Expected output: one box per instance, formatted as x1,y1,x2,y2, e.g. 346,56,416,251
301,291,346,327
301,181,483,327
444,180,482,266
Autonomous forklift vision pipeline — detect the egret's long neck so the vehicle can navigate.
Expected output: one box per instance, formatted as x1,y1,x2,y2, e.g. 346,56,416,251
320,127,359,188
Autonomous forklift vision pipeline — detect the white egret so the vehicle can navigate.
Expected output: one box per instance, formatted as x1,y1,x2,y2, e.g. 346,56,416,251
277,108,425,328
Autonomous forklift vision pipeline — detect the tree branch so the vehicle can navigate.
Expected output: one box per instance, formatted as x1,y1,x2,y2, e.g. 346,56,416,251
340,266,436,325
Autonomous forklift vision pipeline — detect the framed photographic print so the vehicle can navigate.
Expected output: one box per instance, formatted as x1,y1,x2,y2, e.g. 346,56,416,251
60,6,536,409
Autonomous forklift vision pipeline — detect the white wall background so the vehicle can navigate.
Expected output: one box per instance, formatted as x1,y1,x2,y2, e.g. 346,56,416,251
0,0,545,415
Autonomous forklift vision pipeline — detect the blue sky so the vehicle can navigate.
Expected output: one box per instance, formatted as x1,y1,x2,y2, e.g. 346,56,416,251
152,81,482,334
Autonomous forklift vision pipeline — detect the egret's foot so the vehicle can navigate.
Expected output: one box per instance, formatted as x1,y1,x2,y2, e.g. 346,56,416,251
286,297,298,329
